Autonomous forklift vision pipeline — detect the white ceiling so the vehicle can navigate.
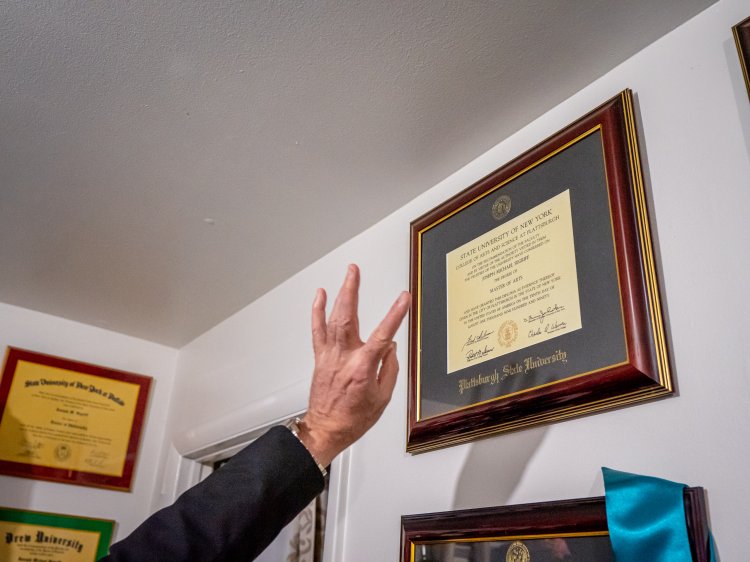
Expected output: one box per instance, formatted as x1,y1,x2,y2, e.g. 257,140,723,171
0,1,713,347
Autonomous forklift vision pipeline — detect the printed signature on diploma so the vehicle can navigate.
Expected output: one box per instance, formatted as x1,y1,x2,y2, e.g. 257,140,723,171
523,304,566,324
18,438,43,459
465,344,495,362
461,329,494,351
528,320,568,338
85,450,110,468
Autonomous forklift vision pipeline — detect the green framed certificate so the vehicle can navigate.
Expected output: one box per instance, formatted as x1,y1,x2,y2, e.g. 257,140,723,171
0,507,114,562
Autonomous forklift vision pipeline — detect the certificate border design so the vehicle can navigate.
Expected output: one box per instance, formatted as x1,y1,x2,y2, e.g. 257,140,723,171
407,89,672,453
733,15,750,102
0,347,152,491
400,488,711,562
0,506,115,561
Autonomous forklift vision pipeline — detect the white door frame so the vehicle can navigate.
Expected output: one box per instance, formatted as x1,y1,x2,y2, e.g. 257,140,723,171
155,379,349,562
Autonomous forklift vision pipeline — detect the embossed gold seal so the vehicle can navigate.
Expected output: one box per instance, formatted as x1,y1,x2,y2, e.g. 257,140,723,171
55,443,71,461
506,540,531,562
492,194,512,220
498,320,519,347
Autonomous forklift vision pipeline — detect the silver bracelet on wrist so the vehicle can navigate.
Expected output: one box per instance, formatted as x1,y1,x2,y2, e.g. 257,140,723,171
283,416,328,477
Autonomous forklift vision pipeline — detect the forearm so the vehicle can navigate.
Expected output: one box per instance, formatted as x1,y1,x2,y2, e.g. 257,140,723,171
100,427,324,562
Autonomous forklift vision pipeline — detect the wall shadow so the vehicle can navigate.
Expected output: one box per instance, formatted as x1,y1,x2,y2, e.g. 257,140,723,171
451,426,547,510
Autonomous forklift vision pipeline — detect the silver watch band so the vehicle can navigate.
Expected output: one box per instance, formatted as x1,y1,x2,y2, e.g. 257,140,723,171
283,416,328,477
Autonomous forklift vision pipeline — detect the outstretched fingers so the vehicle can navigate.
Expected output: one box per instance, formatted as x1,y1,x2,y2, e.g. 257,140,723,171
365,291,411,354
311,288,328,352
328,264,361,345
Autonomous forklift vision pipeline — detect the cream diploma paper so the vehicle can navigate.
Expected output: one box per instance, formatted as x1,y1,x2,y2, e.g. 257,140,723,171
446,190,582,373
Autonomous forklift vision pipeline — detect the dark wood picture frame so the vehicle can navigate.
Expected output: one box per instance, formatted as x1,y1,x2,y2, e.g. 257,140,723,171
734,16,750,101
401,488,711,562
0,347,152,491
408,90,671,453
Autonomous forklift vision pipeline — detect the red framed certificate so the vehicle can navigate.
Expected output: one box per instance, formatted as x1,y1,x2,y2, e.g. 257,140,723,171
408,90,672,452
401,488,711,562
0,347,152,490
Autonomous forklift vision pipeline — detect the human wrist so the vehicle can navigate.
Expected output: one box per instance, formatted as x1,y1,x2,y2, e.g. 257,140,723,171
295,415,344,469
284,416,337,473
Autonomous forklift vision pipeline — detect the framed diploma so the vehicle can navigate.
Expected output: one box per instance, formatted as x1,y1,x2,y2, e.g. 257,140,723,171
0,348,152,490
733,15,750,101
408,89,672,452
400,488,711,562
0,506,114,562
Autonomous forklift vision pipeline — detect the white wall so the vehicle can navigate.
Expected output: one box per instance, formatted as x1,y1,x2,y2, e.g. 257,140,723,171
167,0,750,559
0,303,178,540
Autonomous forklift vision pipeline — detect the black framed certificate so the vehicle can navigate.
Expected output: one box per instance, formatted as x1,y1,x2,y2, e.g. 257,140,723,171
407,90,672,452
400,489,711,562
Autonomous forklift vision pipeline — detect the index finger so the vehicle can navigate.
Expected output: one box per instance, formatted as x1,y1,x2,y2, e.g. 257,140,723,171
365,291,411,352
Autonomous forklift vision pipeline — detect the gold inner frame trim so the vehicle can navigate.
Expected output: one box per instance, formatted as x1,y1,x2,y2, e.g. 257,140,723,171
409,531,611,560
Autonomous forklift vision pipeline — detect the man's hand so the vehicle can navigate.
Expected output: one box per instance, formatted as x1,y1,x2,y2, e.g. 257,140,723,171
297,264,411,467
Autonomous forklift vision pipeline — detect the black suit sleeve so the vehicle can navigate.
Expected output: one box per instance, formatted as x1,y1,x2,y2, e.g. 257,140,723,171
99,426,325,562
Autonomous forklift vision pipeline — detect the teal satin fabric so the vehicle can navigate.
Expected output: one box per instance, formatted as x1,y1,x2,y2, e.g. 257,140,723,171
602,467,716,561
